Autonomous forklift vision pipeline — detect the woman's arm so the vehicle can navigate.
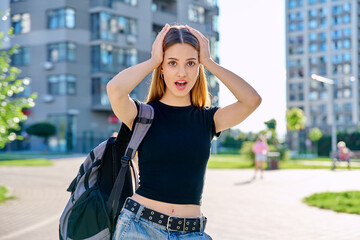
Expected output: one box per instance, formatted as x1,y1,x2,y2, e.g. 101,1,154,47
203,60,262,132
186,26,261,133
106,24,170,130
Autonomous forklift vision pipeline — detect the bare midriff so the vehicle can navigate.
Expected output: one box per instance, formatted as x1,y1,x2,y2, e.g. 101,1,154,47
130,193,202,218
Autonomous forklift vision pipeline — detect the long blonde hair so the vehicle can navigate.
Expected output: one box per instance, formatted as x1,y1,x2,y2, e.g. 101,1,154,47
146,26,211,108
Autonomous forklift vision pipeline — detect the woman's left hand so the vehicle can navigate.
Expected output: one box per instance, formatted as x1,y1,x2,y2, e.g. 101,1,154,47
185,25,212,66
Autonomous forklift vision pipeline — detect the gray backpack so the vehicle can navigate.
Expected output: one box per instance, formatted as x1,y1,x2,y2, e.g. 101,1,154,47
59,101,153,240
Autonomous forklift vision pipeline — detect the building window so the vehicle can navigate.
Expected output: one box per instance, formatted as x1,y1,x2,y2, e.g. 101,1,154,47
309,91,318,100
289,83,296,91
11,13,30,34
343,14,350,24
309,33,317,42
47,8,75,29
212,15,219,32
92,77,111,106
115,0,137,6
343,39,351,49
11,47,30,66
344,114,352,123
308,0,316,4
343,28,351,37
309,44,317,52
91,44,138,73
90,13,137,41
343,53,351,62
48,113,77,152
48,42,76,62
320,43,327,52
343,88,352,98
48,74,76,95
118,16,137,35
90,0,137,7
188,4,205,24
312,116,317,124
309,20,317,29
343,103,352,111
289,0,303,8
299,93,304,100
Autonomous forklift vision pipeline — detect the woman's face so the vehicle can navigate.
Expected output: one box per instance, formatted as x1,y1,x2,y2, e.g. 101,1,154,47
161,43,200,100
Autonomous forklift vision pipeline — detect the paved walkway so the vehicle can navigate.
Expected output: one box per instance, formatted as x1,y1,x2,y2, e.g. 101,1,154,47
0,157,360,240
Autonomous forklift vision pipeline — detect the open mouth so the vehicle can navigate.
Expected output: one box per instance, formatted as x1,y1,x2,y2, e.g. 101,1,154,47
175,80,188,90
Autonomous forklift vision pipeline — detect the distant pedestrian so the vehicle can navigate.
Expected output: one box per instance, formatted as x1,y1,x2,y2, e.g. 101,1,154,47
252,135,268,179
334,141,352,169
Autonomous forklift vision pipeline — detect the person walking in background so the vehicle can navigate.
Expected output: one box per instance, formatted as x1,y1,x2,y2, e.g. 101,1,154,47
252,135,268,179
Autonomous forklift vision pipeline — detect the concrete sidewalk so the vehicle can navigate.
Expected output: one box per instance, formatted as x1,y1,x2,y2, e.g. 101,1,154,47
0,157,360,240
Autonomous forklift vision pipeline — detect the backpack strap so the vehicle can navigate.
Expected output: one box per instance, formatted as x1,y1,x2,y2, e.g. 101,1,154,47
107,100,154,222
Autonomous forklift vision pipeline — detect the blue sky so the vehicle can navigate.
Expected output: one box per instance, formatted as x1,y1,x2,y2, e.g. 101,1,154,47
218,0,286,137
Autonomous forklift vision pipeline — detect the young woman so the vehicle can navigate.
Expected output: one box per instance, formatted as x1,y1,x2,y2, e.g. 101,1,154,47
107,24,261,239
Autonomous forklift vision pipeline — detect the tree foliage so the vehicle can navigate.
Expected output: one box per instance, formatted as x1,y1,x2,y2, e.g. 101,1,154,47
308,127,323,143
264,119,276,130
0,20,37,149
286,107,306,131
26,122,56,139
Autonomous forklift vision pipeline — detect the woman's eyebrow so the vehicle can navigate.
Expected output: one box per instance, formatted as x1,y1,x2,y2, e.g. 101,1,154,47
167,57,198,61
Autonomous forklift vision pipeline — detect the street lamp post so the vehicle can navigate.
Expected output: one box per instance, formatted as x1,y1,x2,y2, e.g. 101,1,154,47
311,74,337,157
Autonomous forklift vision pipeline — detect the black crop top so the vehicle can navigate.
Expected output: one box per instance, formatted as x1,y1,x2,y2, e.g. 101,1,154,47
136,100,220,205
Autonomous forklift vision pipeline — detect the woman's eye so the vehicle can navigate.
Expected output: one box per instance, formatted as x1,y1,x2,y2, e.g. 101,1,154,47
188,61,195,67
169,61,177,66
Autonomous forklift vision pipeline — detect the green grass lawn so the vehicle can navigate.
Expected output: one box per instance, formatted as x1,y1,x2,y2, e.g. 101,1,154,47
0,152,58,166
208,154,360,170
303,191,360,215
0,185,15,204
0,158,53,166
0,152,71,160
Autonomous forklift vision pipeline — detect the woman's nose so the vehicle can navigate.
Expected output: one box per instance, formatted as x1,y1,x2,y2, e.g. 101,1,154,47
178,65,186,77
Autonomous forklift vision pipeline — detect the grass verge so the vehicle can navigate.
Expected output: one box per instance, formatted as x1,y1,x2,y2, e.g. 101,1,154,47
303,191,360,215
0,185,15,204
208,155,360,170
0,159,53,166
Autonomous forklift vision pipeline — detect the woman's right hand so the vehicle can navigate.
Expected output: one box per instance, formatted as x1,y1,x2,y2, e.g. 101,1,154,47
150,24,170,66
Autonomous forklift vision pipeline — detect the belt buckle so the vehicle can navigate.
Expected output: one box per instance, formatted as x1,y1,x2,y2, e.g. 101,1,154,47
166,216,173,231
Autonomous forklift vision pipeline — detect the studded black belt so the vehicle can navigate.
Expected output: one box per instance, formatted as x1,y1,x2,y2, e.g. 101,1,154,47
123,198,207,232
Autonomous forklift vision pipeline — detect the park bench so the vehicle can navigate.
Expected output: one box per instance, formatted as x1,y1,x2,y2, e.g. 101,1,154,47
331,150,360,170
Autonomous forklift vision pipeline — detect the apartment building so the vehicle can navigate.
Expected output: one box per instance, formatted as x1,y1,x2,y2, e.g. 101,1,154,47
4,0,220,152
285,0,359,151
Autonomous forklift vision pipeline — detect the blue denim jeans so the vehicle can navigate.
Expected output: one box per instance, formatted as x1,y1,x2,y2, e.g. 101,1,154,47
113,207,212,240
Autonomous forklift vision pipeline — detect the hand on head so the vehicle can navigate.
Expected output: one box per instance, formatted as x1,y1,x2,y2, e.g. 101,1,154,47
185,25,211,66
151,24,171,66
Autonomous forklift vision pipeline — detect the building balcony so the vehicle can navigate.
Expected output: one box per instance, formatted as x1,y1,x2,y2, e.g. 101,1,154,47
91,93,112,111
152,10,177,26
152,0,177,16
90,0,112,8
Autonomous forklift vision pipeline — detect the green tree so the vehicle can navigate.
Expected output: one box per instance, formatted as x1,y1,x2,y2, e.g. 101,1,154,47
286,108,306,152
0,16,37,149
264,118,278,146
264,119,276,130
286,108,305,131
26,122,56,142
308,127,323,155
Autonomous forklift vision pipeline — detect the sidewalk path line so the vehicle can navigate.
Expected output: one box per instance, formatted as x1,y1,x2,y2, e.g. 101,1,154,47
0,214,60,240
